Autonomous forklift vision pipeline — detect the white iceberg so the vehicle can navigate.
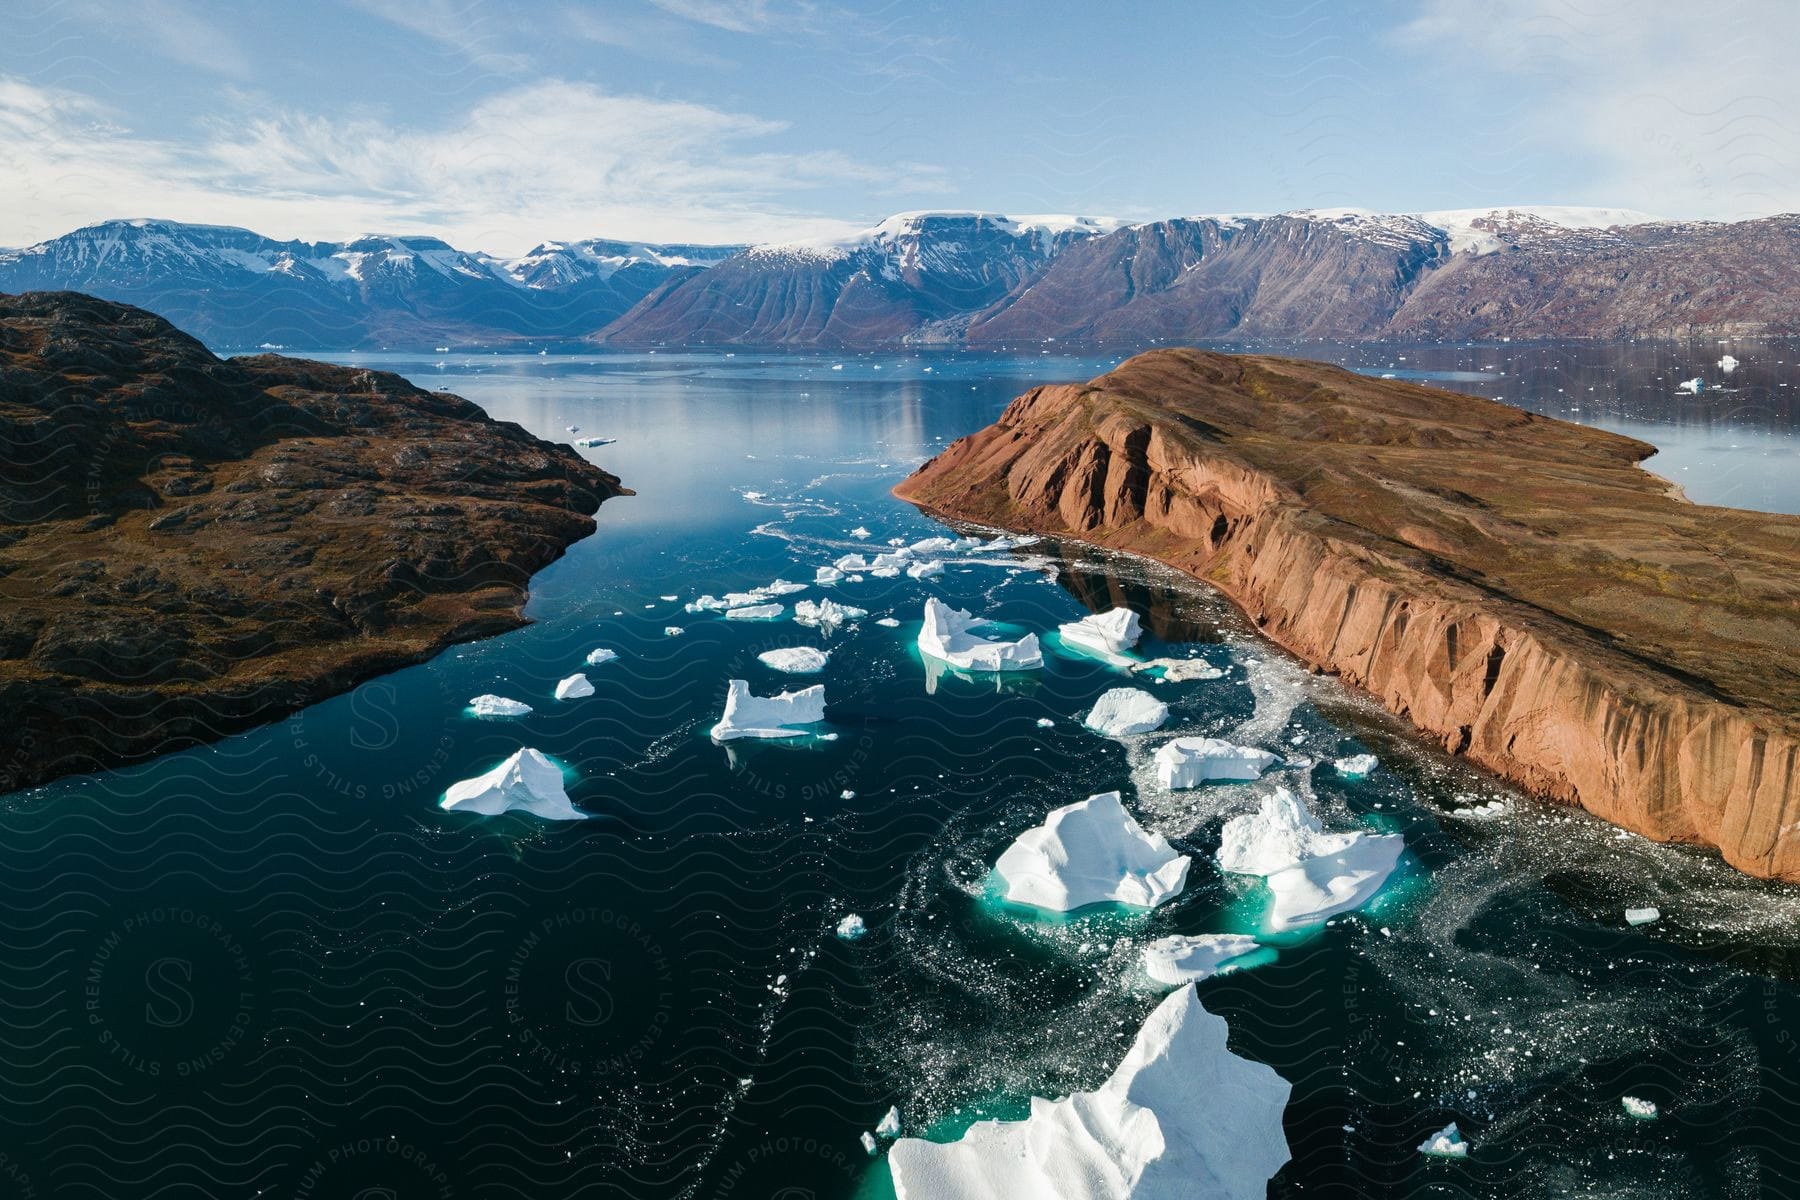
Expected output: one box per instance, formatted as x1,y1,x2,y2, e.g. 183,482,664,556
1153,737,1280,789
759,646,829,673
876,616,901,628
468,694,532,718
1334,753,1379,777
1625,906,1661,926
1083,688,1170,737
710,679,827,741
870,551,913,571
1718,354,1739,373
836,913,867,940
684,594,731,613
850,526,872,539
908,536,957,555
876,1106,902,1139
759,579,807,597
906,559,945,579
871,566,902,578
1215,790,1404,933
888,983,1291,1200
1036,717,1055,728
725,603,784,620
585,647,618,666
1677,377,1703,395
995,792,1189,912
1622,1095,1658,1120
795,598,868,629
1142,933,1262,987
664,626,685,637
918,598,1042,672
440,749,586,820
816,565,845,584
835,553,871,572
1418,1122,1468,1159
554,673,594,700
1134,657,1227,682
860,1131,877,1156
1059,607,1144,657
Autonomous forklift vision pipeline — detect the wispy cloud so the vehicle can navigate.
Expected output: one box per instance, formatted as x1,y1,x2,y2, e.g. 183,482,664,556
646,0,819,35
0,76,946,252
64,0,253,78
339,0,535,74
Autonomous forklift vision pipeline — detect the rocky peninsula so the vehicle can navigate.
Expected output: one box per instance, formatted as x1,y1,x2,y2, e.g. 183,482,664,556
896,349,1800,880
0,291,625,790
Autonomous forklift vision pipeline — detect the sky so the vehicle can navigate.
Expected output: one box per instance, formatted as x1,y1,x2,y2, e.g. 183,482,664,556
2,0,1798,255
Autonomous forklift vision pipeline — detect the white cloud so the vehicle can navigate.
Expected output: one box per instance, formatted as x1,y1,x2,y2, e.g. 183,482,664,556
0,76,945,252
1395,0,1800,220
64,0,253,78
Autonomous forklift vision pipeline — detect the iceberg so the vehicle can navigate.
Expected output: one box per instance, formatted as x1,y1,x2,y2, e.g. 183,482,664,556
906,559,945,579
1676,377,1703,395
1215,790,1404,933
870,551,913,571
725,603,785,620
908,536,957,555
554,673,594,700
1083,687,1170,737
709,679,827,741
468,694,532,718
1622,1095,1658,1120
1418,1122,1468,1159
1625,906,1660,926
860,1132,877,1156
1134,657,1227,682
759,646,829,673
664,626,685,637
918,598,1043,672
759,579,808,597
816,565,845,585
1142,933,1262,987
1334,753,1379,777
888,984,1291,1200
876,616,901,627
794,598,868,629
585,647,618,666
835,553,871,572
440,749,586,820
850,526,872,539
995,792,1189,912
1153,737,1280,788
836,913,867,940
1718,354,1739,373
1059,607,1144,656
876,1106,902,1139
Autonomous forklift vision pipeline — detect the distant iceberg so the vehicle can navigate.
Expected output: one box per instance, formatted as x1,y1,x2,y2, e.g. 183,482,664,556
1154,737,1280,788
440,749,586,820
468,694,532,718
710,679,826,741
888,983,1291,1199
1142,933,1262,987
759,646,829,673
554,673,594,700
1083,687,1170,736
918,598,1042,672
995,791,1189,912
1216,789,1404,932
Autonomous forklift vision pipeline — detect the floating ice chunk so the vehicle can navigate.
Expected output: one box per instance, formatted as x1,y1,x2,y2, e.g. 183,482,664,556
995,791,1189,912
1718,354,1739,373
1036,717,1055,728
918,598,1042,672
1134,657,1227,682
554,674,594,700
1154,737,1280,788
725,603,784,620
759,646,829,673
468,694,532,718
659,594,678,601
1083,687,1170,736
664,626,685,637
1622,1095,1658,1120
1059,607,1144,655
759,579,807,597
906,559,945,579
875,617,901,628
850,526,871,539
1448,799,1508,819
876,1106,902,1139
860,1131,877,1156
871,566,902,578
709,679,826,741
841,789,855,799
836,913,867,940
908,536,957,555
836,553,871,571
440,749,586,820
795,598,868,629
685,595,731,613
888,983,1291,1199
1216,790,1405,932
585,648,618,666
816,565,845,585
1418,1122,1468,1159
1142,933,1262,987
1676,377,1703,394
1625,906,1661,926
1334,753,1379,777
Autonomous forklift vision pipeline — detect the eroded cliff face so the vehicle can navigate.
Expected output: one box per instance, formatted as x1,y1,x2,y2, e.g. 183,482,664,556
896,349,1800,880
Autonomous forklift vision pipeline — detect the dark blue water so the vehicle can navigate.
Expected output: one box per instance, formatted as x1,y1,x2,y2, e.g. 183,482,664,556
3,344,1798,1199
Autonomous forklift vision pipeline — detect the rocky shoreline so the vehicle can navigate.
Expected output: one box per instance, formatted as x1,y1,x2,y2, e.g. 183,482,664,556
0,291,627,791
896,349,1800,880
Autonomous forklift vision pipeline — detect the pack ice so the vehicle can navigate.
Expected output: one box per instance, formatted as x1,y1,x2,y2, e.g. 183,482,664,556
995,792,1189,912
918,598,1042,671
759,646,829,673
1083,688,1170,736
709,679,827,741
888,983,1291,1200
1141,933,1262,987
1215,789,1404,932
1153,738,1280,788
440,749,586,820
468,694,532,718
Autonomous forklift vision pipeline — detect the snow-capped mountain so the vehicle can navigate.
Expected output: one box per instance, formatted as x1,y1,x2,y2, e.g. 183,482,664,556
0,219,745,348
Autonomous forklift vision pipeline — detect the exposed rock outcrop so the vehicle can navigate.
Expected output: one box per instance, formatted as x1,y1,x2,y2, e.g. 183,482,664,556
896,349,1800,880
0,291,627,790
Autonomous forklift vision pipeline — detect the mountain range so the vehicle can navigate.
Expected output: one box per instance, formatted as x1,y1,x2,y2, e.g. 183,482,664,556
5,207,1797,348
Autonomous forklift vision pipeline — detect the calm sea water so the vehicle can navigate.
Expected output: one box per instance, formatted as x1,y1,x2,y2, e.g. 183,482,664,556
3,343,1798,1199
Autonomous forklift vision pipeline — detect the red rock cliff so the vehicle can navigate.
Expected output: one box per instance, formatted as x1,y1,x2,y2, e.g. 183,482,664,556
896,349,1800,880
